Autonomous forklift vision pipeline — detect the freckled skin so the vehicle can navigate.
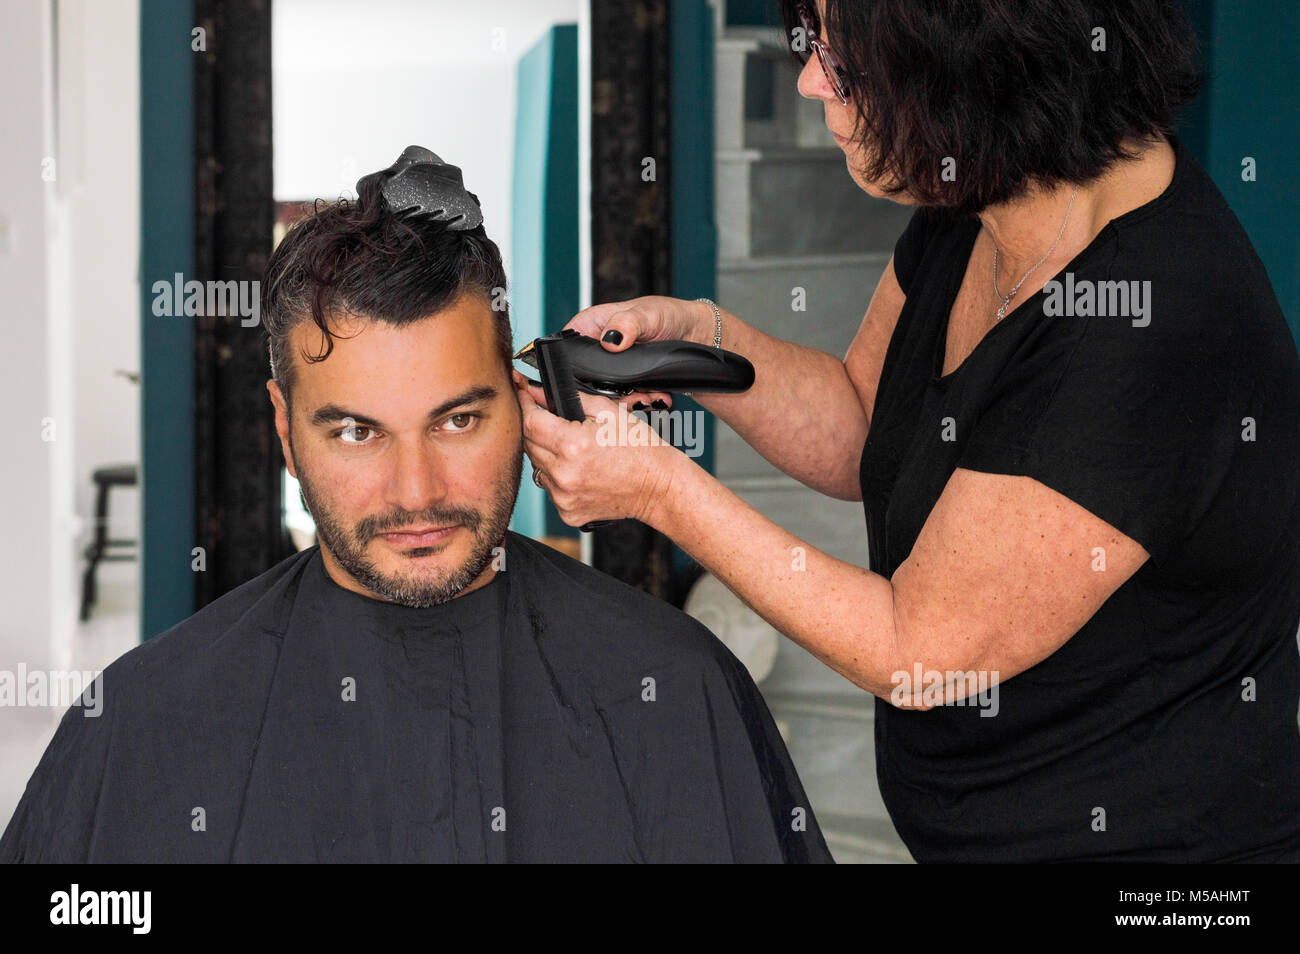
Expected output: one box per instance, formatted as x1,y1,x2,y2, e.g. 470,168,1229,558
267,293,523,607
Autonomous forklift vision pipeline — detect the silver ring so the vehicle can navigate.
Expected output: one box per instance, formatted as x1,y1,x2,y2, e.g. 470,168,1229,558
531,469,545,488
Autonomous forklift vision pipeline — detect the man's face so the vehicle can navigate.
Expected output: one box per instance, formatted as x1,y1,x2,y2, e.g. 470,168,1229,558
267,292,522,607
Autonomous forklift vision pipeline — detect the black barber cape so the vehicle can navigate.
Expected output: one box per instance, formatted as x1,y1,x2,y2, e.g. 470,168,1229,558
2,531,831,863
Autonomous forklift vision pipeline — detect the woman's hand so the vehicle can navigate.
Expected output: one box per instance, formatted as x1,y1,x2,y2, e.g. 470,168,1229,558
554,296,715,409
566,294,710,348
513,369,683,529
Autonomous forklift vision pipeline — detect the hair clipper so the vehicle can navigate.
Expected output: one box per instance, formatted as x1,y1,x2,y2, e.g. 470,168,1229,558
514,329,755,532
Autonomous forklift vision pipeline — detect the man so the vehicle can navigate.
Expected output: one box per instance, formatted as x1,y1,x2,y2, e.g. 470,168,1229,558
0,147,831,863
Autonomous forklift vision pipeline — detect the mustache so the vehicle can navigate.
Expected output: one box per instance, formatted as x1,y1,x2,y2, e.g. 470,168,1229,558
358,506,483,540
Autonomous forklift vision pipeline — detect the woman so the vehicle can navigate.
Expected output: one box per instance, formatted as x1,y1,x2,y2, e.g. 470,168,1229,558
512,0,1300,862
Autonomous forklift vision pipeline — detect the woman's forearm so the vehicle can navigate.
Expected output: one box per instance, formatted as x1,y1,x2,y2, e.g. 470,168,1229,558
686,302,868,501
652,448,904,700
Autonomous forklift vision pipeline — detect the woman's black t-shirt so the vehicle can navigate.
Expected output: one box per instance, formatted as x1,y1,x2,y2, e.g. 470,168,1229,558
860,137,1300,862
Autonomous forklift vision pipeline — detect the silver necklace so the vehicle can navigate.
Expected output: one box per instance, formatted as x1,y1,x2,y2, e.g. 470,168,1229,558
991,184,1079,321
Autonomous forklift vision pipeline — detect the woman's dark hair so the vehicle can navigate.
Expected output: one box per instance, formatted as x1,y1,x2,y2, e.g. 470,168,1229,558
778,0,1202,215
262,176,511,405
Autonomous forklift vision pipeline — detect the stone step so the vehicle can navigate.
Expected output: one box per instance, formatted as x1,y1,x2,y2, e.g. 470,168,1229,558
716,251,890,362
709,17,915,867
713,461,869,565
766,691,905,833
719,24,789,48
717,149,915,259
715,27,832,152
816,813,916,864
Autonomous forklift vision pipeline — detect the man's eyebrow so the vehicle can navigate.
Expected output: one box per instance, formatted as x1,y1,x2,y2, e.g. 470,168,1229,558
309,385,499,428
309,405,383,428
426,385,499,419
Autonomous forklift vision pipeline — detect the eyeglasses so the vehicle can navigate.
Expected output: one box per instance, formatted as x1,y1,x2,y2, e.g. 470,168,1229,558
795,1,850,105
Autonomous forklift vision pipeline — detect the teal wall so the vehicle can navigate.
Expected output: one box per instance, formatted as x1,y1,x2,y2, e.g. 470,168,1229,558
508,9,717,558
509,24,579,539
726,0,777,26
670,0,719,576
1181,0,1299,340
671,0,718,480
139,1,195,641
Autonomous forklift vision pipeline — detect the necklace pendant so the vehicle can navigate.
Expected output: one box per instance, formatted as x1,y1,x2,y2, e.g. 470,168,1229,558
995,301,1008,321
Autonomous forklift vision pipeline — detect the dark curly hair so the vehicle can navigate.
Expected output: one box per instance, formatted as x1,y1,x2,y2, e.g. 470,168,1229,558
779,0,1202,215
262,176,512,406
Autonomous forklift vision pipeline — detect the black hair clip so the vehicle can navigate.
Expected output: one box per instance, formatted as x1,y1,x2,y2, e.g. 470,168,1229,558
356,145,483,231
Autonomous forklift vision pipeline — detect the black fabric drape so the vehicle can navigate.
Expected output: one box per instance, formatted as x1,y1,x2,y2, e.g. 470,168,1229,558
192,0,290,608
2,532,833,863
590,0,676,598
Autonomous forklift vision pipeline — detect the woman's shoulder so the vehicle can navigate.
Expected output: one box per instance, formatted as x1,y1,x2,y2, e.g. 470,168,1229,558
1034,139,1283,364
1102,138,1276,313
892,206,976,296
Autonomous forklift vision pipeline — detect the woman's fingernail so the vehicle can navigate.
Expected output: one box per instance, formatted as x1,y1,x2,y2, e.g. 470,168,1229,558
602,329,623,345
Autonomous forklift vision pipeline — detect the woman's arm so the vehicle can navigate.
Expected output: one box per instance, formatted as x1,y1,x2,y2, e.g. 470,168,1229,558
515,361,1148,703
644,453,1149,705
685,306,867,501
680,259,907,502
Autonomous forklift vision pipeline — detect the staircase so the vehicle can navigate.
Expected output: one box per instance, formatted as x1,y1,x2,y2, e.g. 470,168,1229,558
710,20,915,864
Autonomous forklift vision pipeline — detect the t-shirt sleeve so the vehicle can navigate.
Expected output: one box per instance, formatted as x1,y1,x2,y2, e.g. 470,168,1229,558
891,207,939,297
955,311,1240,567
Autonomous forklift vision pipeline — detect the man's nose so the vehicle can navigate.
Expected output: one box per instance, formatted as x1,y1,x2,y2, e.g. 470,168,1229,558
387,435,448,513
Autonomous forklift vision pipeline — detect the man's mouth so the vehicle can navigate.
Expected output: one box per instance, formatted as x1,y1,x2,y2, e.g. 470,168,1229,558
378,526,459,547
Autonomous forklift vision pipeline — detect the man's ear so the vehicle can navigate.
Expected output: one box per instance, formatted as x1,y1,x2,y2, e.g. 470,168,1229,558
266,379,297,478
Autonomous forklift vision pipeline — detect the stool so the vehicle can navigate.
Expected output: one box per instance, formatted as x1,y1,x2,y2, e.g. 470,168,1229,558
80,464,139,621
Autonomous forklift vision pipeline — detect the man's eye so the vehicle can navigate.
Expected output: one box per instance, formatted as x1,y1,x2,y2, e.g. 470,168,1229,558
338,424,375,444
444,413,478,432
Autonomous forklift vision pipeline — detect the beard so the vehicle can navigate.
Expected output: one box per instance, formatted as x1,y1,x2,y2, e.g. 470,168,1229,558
293,440,523,608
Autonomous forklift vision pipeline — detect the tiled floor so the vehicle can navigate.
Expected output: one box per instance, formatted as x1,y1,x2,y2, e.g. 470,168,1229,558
0,566,139,833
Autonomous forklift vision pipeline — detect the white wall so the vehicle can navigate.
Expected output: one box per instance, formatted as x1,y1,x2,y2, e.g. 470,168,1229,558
68,0,142,615
0,0,140,676
273,0,583,283
0,0,57,675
